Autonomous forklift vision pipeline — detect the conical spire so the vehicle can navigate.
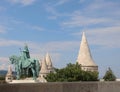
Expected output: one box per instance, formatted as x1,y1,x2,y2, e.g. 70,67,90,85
5,65,13,82
40,57,49,74
77,32,97,66
45,53,52,69
7,65,12,75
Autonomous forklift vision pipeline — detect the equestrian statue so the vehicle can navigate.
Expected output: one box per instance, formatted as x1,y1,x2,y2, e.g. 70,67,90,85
9,44,40,80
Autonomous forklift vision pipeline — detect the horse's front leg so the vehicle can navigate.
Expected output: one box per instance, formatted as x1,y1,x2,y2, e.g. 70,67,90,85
31,67,36,80
16,67,20,80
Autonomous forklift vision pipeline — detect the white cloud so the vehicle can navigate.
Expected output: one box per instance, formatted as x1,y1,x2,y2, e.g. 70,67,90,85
88,27,120,48
0,39,24,47
0,17,45,34
85,0,119,12
44,2,71,20
32,26,44,31
0,38,79,53
8,0,36,6
54,0,69,6
21,0,35,5
44,41,79,51
60,0,120,28
0,38,79,55
62,13,109,27
0,57,9,62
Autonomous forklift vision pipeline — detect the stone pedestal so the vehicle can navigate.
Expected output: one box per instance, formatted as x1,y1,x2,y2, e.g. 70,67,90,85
8,78,37,84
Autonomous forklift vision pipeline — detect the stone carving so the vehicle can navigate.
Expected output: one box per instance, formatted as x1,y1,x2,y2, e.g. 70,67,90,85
9,45,40,80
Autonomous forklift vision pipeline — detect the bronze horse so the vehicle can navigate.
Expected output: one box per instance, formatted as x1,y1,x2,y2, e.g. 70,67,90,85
9,55,40,80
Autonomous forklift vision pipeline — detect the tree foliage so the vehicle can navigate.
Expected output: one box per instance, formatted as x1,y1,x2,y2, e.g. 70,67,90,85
0,75,5,80
103,67,116,81
45,63,99,82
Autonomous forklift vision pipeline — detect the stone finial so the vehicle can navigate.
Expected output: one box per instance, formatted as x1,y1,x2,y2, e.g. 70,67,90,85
45,53,52,69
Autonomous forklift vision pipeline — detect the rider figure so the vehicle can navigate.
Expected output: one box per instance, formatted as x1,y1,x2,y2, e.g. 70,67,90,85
22,44,30,60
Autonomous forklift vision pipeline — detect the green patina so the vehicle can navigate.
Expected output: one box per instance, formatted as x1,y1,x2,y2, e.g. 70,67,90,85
9,44,40,80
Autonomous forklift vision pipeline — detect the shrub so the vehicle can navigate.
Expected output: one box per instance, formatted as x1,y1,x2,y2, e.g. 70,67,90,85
103,67,116,81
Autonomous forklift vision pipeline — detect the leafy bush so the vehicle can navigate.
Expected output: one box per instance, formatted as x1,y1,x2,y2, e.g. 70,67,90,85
0,75,5,80
103,67,116,81
45,63,99,82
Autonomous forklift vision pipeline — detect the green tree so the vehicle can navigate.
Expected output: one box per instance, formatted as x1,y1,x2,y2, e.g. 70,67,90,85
82,71,98,81
103,67,116,81
0,75,5,80
45,63,99,82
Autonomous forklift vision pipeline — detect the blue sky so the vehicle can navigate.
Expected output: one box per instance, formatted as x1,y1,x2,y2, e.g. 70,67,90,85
0,0,120,78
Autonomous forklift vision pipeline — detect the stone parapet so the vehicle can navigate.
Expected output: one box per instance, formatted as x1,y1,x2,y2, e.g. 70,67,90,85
0,82,120,92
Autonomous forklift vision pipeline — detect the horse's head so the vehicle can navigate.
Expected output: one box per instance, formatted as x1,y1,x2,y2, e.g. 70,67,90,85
9,55,19,64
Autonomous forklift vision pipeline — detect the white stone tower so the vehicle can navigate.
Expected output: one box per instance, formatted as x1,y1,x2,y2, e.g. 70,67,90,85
77,32,98,71
5,66,13,82
45,53,55,73
39,57,49,78
38,57,49,82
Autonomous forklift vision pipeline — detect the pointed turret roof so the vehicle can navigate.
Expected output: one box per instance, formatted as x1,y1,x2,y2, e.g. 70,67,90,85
8,66,12,74
6,66,13,82
77,32,97,66
45,53,52,68
40,57,49,74
7,65,12,75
